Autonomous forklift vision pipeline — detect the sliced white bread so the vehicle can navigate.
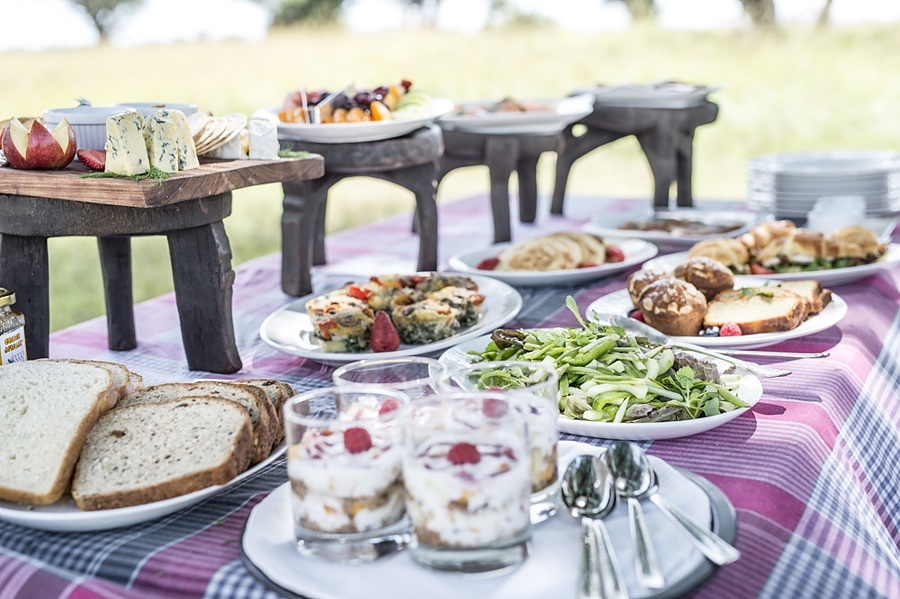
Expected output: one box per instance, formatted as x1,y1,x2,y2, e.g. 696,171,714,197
704,287,808,334
71,397,253,511
0,361,115,505
51,359,145,411
119,382,273,464
774,280,832,315
235,379,290,447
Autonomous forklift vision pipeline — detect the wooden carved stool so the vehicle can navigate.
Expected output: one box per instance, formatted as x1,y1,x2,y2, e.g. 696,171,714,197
280,125,442,297
438,128,563,243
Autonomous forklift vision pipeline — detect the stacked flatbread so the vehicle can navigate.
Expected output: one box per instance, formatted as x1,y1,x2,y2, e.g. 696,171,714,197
188,112,248,156
496,232,607,271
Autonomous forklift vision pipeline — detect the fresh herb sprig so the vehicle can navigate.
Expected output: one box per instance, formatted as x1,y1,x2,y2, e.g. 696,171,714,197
80,166,171,186
277,149,310,158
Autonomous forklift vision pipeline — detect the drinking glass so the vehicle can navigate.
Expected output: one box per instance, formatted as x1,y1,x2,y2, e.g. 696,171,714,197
283,386,410,563
437,360,560,524
332,357,446,401
402,391,532,575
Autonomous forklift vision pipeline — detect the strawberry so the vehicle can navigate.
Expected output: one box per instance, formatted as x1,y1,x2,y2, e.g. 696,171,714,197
482,397,508,418
719,322,743,337
750,263,775,275
477,257,500,270
447,442,481,465
370,310,400,352
343,427,372,453
629,309,646,323
77,149,106,171
605,246,626,263
379,398,401,415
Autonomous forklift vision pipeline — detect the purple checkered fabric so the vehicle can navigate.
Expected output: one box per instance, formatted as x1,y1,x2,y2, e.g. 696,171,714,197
1,194,897,599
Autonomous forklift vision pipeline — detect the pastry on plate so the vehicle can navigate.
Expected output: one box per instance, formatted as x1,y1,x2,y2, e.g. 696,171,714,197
626,268,668,308
703,287,808,335
673,257,734,300
639,277,708,336
687,238,750,274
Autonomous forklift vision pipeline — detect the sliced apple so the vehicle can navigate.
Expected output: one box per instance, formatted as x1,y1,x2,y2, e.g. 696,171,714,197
1,117,76,170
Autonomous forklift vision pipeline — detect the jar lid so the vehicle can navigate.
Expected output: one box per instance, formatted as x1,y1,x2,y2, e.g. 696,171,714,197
0,288,15,307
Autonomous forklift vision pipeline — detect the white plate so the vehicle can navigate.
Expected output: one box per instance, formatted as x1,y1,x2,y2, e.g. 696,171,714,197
241,441,715,599
441,335,763,441
749,151,900,176
258,98,455,144
643,244,900,286
447,238,658,286
438,94,594,135
259,275,523,366
0,444,285,532
585,281,848,350
584,209,764,251
575,83,722,109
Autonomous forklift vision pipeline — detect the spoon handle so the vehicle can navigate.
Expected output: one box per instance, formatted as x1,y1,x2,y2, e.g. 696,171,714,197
591,520,630,599
671,341,791,378
579,517,603,599
628,497,666,589
650,492,741,566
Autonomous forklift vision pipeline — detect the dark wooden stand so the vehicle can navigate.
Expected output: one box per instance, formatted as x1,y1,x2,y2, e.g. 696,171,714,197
438,129,563,243
280,125,442,297
552,101,718,212
0,157,323,373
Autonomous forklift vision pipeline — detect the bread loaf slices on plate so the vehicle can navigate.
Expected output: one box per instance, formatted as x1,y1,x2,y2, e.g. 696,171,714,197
0,361,115,505
71,397,253,511
773,280,832,315
235,379,292,446
704,287,808,334
49,359,145,410
119,381,274,464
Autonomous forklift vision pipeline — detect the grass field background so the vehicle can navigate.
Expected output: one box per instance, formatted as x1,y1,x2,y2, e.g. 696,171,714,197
1,24,898,331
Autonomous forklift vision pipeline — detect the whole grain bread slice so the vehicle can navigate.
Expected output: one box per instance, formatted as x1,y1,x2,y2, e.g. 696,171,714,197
71,397,253,511
236,379,292,446
120,382,273,464
51,359,145,411
0,360,114,505
704,287,807,334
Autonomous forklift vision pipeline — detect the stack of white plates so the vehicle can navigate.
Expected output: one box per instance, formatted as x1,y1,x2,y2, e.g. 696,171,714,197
747,151,900,218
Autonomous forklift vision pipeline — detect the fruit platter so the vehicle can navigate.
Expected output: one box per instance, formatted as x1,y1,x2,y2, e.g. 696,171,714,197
260,80,454,143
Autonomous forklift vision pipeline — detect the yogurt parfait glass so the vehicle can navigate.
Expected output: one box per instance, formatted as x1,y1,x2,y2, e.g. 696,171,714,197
283,386,410,563
437,360,560,524
332,357,446,401
402,391,532,575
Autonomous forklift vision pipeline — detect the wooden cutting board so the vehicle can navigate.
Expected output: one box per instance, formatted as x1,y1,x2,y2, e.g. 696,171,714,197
0,156,324,208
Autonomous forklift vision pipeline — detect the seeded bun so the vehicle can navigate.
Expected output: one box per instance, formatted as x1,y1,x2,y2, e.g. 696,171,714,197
639,277,708,337
626,269,668,308
673,257,735,301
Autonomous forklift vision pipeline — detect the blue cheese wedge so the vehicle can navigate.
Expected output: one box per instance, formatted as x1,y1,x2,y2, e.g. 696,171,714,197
165,109,200,170
105,111,150,176
143,112,180,173
248,118,279,160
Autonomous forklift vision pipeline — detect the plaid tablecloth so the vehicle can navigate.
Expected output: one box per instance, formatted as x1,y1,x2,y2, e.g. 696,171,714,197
1,194,898,599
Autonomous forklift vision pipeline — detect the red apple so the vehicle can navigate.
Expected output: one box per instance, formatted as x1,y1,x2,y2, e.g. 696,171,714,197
1,117,76,169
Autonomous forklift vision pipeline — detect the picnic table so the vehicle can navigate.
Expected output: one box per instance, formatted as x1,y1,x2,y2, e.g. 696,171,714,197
0,193,897,599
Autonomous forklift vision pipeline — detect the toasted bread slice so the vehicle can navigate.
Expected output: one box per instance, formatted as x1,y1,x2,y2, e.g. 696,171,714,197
0,361,115,505
120,381,273,464
704,287,807,334
773,280,832,315
72,397,253,511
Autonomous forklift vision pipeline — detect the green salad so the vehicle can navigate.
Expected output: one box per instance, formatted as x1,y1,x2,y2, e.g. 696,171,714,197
468,297,749,423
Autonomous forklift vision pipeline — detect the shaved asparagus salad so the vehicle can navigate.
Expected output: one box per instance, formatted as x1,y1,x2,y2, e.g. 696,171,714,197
468,297,749,423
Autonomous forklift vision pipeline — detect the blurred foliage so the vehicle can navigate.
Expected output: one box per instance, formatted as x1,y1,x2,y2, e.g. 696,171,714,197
739,0,776,27
272,0,345,25
607,0,656,21
70,0,142,37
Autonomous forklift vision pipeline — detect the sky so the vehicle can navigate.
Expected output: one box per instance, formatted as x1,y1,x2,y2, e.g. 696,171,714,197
0,0,898,51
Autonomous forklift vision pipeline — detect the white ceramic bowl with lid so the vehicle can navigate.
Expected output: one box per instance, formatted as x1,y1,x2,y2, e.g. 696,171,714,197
114,102,199,118
42,105,125,151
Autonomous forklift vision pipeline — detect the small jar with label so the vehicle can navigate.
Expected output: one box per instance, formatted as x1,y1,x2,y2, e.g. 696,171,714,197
0,288,27,364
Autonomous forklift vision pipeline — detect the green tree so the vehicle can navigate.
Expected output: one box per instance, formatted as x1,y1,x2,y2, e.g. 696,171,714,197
71,0,142,38
739,0,776,27
607,0,656,22
273,0,346,25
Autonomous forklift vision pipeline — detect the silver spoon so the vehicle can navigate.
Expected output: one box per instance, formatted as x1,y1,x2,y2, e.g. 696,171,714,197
613,442,741,566
606,442,665,590
603,314,792,378
561,455,629,599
